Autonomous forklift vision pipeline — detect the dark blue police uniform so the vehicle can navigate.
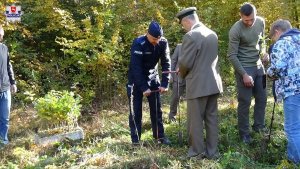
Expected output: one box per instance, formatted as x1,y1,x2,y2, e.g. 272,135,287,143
127,33,170,143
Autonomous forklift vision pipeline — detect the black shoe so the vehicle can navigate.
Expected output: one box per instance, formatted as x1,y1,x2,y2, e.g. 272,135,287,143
158,137,171,145
241,134,251,144
132,142,140,147
204,152,220,160
132,140,140,146
168,113,176,122
188,153,204,160
254,128,268,134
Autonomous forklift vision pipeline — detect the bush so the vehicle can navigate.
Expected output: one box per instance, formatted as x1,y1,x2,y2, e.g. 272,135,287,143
34,90,82,124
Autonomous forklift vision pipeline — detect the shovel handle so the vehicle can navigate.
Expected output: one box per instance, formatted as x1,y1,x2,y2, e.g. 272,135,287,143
268,101,276,142
162,71,178,74
151,89,160,93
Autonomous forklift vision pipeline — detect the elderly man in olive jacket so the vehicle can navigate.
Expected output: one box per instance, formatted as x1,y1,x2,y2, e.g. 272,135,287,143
176,7,223,159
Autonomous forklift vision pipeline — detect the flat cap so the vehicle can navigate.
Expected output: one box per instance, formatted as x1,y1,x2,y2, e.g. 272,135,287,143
148,21,163,38
176,7,197,23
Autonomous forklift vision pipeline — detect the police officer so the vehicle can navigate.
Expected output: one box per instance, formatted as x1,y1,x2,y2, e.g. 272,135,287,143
127,21,171,145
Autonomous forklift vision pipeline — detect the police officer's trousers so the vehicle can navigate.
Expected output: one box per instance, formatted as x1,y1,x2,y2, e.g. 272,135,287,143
129,86,165,143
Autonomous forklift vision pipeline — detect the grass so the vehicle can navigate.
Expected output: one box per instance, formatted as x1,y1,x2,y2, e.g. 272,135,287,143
0,88,299,169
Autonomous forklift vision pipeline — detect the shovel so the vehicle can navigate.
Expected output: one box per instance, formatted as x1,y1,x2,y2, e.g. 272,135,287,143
177,73,183,145
267,101,276,143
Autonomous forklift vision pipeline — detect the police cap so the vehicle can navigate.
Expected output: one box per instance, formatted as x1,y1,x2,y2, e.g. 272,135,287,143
176,7,197,23
148,21,163,38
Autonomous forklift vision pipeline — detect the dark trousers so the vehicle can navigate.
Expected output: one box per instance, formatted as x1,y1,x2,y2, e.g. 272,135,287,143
169,80,185,116
128,86,165,143
235,66,267,136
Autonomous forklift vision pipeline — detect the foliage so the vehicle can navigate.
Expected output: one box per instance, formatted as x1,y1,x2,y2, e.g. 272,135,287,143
0,0,298,109
12,147,39,167
34,90,82,124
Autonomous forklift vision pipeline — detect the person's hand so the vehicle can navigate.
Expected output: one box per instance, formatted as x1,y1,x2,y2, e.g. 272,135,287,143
11,84,17,94
243,73,254,88
159,87,168,94
262,53,269,65
267,74,278,81
176,68,180,74
177,68,183,78
143,89,151,96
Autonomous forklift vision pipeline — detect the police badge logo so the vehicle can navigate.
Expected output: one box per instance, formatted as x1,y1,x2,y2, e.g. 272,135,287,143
5,4,22,22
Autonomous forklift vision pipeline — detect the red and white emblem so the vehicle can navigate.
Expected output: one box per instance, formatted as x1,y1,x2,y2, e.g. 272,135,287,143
10,6,17,13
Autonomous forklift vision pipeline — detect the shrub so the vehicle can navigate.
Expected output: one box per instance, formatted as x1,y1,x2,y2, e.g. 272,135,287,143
34,90,82,124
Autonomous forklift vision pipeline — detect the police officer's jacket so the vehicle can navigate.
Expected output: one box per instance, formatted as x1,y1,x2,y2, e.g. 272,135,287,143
128,35,171,92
